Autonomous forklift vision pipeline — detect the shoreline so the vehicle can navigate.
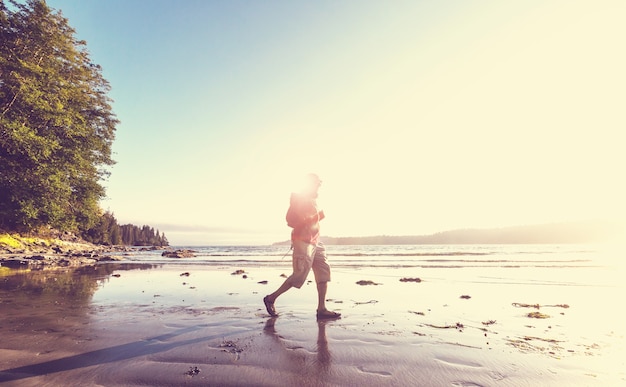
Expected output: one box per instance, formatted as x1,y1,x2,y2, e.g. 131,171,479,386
0,244,131,269
0,232,165,268
1,258,624,385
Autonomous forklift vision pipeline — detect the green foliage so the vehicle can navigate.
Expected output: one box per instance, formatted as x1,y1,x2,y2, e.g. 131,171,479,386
0,0,117,232
82,212,169,247
0,233,21,248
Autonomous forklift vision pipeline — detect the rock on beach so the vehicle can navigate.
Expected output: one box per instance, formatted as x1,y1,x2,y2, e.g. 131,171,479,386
161,249,197,258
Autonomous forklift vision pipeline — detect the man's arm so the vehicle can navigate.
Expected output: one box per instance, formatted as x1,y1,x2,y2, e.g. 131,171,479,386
286,201,324,228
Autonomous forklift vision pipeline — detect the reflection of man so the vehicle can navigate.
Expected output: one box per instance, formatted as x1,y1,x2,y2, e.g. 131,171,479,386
316,320,331,371
263,173,341,319
263,318,332,375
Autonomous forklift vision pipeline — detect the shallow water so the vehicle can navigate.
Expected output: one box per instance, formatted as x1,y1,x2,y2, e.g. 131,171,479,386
1,244,624,386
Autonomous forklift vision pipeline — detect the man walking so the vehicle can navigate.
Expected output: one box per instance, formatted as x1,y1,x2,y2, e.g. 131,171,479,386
263,173,341,319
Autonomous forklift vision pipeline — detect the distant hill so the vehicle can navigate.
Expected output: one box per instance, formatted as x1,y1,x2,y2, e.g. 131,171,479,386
274,221,622,245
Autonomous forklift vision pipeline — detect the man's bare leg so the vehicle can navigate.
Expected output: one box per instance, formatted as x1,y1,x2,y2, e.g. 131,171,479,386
316,281,328,312
316,282,341,319
264,280,293,316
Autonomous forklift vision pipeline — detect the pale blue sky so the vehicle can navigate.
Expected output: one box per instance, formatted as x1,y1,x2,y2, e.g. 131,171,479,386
44,0,625,245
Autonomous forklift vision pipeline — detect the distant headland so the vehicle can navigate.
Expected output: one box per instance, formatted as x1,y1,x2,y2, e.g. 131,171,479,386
274,221,622,245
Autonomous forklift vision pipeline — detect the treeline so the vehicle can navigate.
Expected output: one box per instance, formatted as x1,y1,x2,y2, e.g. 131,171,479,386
1,1,117,234
82,212,168,246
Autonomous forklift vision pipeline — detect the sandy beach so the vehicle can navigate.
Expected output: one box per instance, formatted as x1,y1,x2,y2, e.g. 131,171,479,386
1,247,624,386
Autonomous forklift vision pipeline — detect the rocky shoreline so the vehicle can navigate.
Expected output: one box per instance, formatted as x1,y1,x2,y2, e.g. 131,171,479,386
0,232,156,269
0,232,206,269
0,244,131,269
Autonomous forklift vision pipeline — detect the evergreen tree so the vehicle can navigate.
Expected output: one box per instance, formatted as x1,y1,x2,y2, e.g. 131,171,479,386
0,0,117,232
83,212,168,246
110,221,121,245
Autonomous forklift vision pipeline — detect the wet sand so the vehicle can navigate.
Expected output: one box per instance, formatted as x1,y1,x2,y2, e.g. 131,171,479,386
0,262,624,386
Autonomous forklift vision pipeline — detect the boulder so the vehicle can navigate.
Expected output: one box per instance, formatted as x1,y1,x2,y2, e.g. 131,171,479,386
161,249,196,258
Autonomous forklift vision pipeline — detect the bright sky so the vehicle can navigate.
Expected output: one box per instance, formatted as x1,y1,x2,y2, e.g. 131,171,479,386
45,0,625,245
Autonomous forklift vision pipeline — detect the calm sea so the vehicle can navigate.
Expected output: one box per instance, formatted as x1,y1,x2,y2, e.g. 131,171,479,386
121,244,618,269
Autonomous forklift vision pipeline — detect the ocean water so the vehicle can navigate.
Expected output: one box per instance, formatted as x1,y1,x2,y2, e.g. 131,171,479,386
116,243,624,292
2,243,624,384
113,245,626,319
107,244,624,366
122,243,618,270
